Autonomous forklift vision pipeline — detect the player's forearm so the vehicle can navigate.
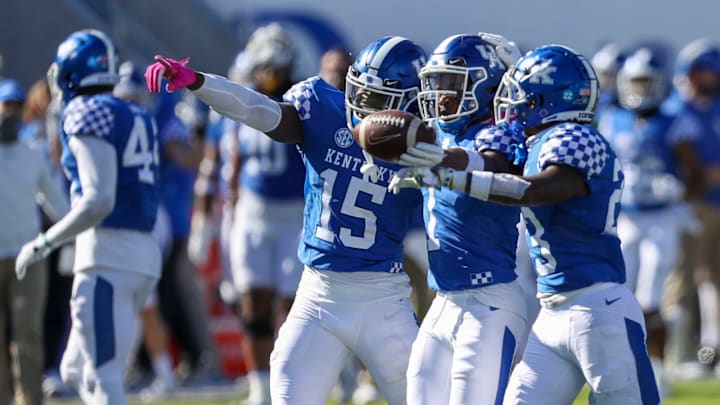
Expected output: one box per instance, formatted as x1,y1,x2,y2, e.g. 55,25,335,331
38,169,70,222
447,170,531,204
191,73,293,138
44,137,116,248
441,149,520,174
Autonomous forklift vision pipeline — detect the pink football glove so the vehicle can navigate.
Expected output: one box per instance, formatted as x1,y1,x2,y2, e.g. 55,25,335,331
145,55,196,93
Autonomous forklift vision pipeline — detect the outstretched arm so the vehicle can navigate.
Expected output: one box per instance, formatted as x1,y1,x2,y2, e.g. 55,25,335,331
146,56,303,144
390,162,587,205
483,164,589,206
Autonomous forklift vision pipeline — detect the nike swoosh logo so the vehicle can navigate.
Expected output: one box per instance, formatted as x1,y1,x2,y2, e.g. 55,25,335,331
605,297,622,305
366,132,403,146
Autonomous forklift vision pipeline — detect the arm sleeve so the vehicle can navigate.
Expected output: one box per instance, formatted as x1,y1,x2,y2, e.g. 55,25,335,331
44,136,117,247
193,73,282,133
36,158,69,222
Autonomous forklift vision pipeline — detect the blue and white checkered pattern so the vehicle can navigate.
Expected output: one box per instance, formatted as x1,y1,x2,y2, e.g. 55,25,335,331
538,123,608,178
284,79,315,121
64,96,114,139
470,271,494,285
389,262,404,273
475,124,522,155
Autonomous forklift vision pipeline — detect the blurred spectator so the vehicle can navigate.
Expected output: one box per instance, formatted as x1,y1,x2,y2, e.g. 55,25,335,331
0,78,68,405
318,46,353,90
664,38,720,376
22,78,75,399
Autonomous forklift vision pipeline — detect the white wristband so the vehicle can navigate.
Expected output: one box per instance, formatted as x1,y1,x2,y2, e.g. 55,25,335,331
448,171,530,201
465,151,485,171
448,170,492,200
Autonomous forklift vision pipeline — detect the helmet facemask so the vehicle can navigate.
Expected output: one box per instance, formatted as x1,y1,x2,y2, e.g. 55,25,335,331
344,66,419,128
418,64,490,133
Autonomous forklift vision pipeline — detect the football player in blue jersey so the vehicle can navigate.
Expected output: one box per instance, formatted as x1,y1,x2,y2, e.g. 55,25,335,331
599,46,701,397
666,38,720,375
146,36,426,405
218,24,307,405
15,29,161,405
386,33,529,404
391,45,660,404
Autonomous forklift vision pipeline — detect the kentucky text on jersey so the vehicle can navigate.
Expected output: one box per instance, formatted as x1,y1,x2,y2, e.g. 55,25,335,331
283,77,422,273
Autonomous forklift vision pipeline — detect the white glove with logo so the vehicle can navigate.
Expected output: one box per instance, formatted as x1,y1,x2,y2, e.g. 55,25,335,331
388,166,452,194
398,142,445,167
478,32,522,68
15,233,54,280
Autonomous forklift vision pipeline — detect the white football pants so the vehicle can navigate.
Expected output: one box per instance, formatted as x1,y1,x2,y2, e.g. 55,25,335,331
618,205,685,311
406,288,528,405
60,269,156,405
504,283,660,405
270,267,418,405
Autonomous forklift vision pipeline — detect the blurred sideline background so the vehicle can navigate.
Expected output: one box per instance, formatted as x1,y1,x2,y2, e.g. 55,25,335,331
2,0,720,88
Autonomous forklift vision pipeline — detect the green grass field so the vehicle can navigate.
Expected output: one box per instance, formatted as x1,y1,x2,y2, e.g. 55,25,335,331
47,378,720,405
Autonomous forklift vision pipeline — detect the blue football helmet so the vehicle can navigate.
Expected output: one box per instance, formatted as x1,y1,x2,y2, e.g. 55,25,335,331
675,38,720,77
591,43,626,93
674,38,720,97
494,45,599,130
617,47,669,112
418,34,507,134
345,36,427,128
47,29,120,102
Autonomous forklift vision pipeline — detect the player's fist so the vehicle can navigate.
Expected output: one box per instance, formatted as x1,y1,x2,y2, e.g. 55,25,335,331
388,166,452,194
145,55,197,93
15,233,53,280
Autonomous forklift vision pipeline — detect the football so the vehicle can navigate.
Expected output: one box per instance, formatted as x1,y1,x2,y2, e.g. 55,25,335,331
352,109,436,163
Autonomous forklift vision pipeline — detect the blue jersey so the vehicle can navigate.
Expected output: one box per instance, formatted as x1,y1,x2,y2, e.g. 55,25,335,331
522,123,625,293
601,108,683,211
425,123,523,291
155,111,195,238
60,94,159,232
234,118,305,200
284,77,422,273
666,98,720,205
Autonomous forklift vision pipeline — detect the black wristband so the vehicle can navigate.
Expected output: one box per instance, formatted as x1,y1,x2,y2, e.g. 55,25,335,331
188,72,205,91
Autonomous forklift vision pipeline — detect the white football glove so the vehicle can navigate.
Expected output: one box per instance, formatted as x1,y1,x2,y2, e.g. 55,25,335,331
398,142,445,167
478,32,522,68
15,233,54,280
388,166,452,194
